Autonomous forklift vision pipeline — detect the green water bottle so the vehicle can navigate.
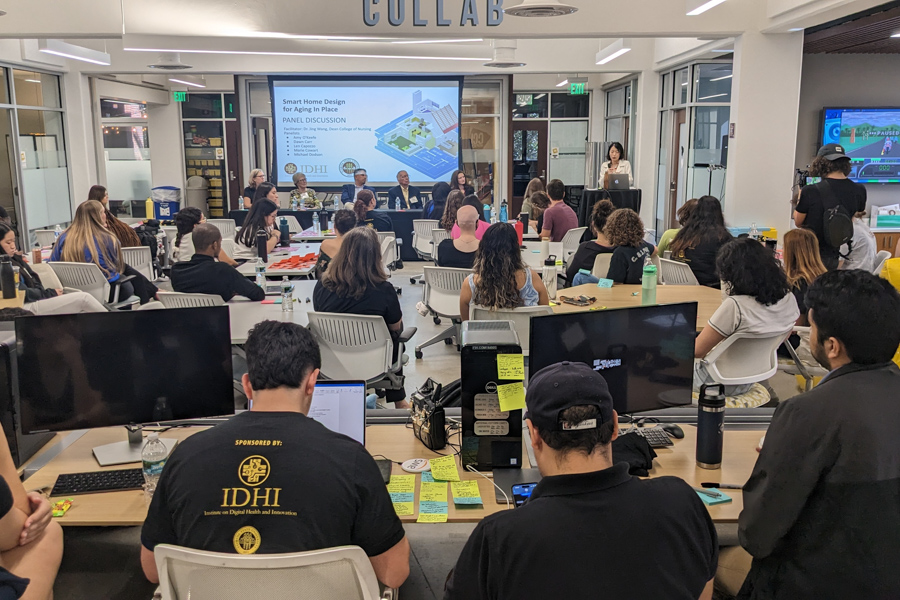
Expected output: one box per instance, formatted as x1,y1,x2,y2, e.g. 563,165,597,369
642,261,657,306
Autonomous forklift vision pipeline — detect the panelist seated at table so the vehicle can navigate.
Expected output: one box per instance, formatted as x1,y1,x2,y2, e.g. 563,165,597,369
444,362,717,600
316,209,356,275
233,198,279,261
289,172,320,210
141,321,410,588
242,168,265,208
437,205,480,269
172,207,237,267
354,191,393,232
387,171,422,209
340,168,376,203
171,224,264,302
539,179,578,243
599,142,634,189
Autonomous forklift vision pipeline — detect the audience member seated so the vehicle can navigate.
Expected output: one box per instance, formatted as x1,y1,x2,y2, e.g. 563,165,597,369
233,199,279,261
459,223,549,321
141,321,409,588
50,200,158,304
289,172,320,210
454,195,490,239
604,209,656,285
353,190,392,232
539,179,578,242
657,198,697,256
424,182,451,222
0,223,106,314
437,206,479,269
440,190,465,234
566,199,615,285
252,182,280,207
520,177,545,224
0,207,10,227
340,168,376,203
445,361,717,600
449,169,474,197
528,191,551,235
669,195,733,288
242,168,265,208
781,228,827,355
313,228,409,408
88,185,141,248
172,207,237,266
694,238,798,396
171,224,264,302
316,209,356,275
388,170,422,209
720,270,900,599
839,210,876,272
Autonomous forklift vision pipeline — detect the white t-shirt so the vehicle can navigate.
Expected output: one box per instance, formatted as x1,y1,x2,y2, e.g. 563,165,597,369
707,293,799,338
173,232,195,263
840,219,876,272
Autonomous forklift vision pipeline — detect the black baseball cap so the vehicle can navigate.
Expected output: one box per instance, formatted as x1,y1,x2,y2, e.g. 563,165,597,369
525,361,614,431
817,143,848,161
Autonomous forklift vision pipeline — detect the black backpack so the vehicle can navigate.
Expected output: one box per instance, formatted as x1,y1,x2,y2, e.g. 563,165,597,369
818,182,854,250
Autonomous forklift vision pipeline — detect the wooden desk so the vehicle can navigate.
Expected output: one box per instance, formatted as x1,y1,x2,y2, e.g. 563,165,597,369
554,283,723,328
0,290,25,309
24,424,759,526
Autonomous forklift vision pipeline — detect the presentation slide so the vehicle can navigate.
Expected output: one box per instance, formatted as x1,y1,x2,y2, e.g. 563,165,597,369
823,107,900,183
271,78,462,187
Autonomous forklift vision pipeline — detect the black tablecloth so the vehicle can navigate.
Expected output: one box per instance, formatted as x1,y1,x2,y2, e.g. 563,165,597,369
229,209,337,230
578,189,642,227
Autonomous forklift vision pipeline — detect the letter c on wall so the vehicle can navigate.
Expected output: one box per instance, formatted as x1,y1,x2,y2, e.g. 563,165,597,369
364,0,379,26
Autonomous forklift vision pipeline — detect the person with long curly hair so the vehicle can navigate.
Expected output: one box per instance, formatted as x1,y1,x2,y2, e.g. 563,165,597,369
566,199,616,284
694,238,799,395
670,195,732,288
440,190,465,233
604,209,655,284
459,223,549,321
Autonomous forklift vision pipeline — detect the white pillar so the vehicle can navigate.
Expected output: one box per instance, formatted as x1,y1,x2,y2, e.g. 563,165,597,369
634,69,660,230
147,100,185,190
723,31,804,239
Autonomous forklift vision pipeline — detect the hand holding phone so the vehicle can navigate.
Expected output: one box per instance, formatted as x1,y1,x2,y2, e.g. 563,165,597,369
512,483,538,507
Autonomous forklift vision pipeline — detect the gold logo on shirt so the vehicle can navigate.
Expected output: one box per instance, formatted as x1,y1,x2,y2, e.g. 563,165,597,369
238,455,270,487
233,526,261,554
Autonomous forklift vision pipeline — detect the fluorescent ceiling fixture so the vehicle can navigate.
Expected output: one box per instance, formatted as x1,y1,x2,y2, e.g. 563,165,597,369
711,49,733,53
789,28,803,32
596,38,631,65
686,0,728,16
24,79,41,83
38,39,110,65
169,77,205,88
534,93,546,99
698,93,728,100
709,74,732,81
556,78,569,87
392,38,483,44
229,31,394,41
125,47,489,61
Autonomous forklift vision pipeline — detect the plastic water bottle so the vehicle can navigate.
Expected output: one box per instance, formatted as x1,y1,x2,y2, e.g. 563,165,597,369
290,195,298,211
483,204,491,222
312,211,321,234
749,223,759,241
500,199,508,223
142,432,168,500
642,259,658,306
490,204,497,224
255,257,266,288
238,196,244,210
281,276,293,312
333,197,340,211
395,197,401,211
54,224,62,240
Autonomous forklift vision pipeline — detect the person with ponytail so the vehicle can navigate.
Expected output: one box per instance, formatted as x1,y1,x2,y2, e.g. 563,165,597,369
353,190,392,232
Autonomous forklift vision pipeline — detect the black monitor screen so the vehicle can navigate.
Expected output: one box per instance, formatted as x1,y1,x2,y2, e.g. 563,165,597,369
16,307,234,433
529,303,698,414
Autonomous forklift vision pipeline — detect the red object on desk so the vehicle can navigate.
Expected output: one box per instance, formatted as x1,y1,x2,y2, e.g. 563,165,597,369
514,220,523,246
268,253,317,270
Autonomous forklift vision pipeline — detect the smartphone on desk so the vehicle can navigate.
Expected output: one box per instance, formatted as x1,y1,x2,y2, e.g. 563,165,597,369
512,483,538,507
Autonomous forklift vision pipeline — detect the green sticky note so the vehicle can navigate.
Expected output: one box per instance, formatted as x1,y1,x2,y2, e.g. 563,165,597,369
497,382,526,412
497,354,525,380
596,279,614,288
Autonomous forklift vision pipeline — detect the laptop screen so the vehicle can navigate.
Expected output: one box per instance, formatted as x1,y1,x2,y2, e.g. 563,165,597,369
307,381,367,445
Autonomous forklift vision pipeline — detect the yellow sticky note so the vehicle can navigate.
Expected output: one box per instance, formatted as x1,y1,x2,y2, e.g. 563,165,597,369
417,512,448,523
451,480,481,498
393,502,414,516
428,455,460,482
387,475,416,494
497,382,526,412
420,482,448,502
497,354,525,380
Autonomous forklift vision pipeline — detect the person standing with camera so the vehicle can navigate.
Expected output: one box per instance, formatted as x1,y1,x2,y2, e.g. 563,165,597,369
794,144,867,270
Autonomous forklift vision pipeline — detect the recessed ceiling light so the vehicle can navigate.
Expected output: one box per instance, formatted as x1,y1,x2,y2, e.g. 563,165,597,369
686,0,728,16
24,79,41,84
38,39,111,66
596,39,631,65
125,47,490,62
392,39,483,44
698,93,728,100
789,28,803,32
504,0,577,17
556,79,569,87
169,76,206,88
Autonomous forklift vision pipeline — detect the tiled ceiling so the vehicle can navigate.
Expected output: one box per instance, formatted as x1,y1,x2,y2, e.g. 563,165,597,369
804,1,900,54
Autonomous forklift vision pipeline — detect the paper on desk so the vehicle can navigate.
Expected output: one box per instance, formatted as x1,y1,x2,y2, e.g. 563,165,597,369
497,382,526,412
417,483,449,523
497,354,525,380
420,482,448,502
428,455,460,481
387,475,417,515
393,502,415,516
695,488,732,506
420,471,435,483
451,481,483,505
596,279,614,288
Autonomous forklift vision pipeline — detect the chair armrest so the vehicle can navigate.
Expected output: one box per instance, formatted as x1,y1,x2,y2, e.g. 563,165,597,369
117,274,137,284
397,327,417,344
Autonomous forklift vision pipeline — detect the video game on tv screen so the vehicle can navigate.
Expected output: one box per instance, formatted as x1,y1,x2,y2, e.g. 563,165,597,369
822,107,900,184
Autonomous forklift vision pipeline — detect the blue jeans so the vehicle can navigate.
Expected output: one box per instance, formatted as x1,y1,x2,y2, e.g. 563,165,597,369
572,272,599,287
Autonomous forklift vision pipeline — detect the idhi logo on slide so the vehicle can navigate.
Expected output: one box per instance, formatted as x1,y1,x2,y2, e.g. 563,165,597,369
339,158,360,177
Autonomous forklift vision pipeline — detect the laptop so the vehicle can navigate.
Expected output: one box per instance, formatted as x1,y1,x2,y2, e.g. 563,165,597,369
606,175,630,191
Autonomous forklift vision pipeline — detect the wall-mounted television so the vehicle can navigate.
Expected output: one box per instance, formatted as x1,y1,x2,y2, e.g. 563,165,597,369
822,108,900,184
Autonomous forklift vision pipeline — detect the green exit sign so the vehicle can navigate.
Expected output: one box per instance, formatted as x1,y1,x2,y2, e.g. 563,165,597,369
569,82,587,95
173,91,187,102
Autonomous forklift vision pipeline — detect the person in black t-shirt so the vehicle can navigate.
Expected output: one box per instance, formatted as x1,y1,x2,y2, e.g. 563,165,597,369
313,227,409,408
141,321,409,588
445,362,718,600
436,205,479,269
794,143,867,270
670,195,732,288
604,208,656,284
353,190,393,232
566,199,616,284
171,224,264,302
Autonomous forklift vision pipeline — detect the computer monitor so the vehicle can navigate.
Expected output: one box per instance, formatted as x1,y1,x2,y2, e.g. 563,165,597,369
529,303,698,414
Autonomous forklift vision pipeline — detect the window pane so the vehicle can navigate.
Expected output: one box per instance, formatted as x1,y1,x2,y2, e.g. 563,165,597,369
605,118,624,147
462,82,499,115
689,106,730,202
513,130,523,161
695,63,733,103
512,93,547,119
525,130,539,161
100,99,147,119
550,93,589,118
676,68,690,105
104,125,151,202
607,88,625,117
12,71,60,108
249,82,271,115
181,93,223,119
549,120,587,185
18,110,71,229
0,69,8,105
625,85,632,114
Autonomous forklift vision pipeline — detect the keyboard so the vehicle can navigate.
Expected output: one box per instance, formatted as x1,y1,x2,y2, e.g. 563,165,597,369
636,427,674,448
51,468,145,496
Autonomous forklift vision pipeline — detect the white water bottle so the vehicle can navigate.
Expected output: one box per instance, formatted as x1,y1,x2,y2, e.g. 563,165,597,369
395,197,401,211
255,257,266,288
312,211,321,234
281,276,293,312
542,256,558,300
749,222,759,241
238,196,244,210
490,204,497,224
142,432,168,500
54,224,62,239
333,197,340,211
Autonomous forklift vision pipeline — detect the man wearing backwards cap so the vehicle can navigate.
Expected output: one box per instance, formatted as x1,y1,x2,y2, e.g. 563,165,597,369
444,361,718,600
794,143,867,270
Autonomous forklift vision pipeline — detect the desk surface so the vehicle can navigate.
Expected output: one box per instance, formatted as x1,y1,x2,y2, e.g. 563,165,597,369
26,424,758,526
227,280,318,343
554,283,722,327
235,243,321,277
521,241,563,269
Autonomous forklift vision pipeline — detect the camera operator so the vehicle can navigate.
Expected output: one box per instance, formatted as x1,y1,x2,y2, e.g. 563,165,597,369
794,143,867,270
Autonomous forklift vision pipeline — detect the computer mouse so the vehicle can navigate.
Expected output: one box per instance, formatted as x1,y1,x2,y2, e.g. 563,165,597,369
661,423,685,439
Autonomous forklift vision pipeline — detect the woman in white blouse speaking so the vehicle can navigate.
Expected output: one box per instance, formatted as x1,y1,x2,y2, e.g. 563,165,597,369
599,142,633,188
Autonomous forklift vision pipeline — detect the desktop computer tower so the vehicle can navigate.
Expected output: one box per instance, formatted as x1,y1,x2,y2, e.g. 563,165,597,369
0,332,54,467
460,321,522,471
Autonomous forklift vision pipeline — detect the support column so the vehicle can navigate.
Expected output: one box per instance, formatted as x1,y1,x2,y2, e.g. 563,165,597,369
634,69,661,230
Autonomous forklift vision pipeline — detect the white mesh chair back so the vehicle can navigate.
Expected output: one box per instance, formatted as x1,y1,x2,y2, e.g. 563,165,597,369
591,254,613,279
208,219,237,239
873,250,891,275
561,227,587,265
122,246,153,281
379,233,397,272
658,258,699,285
423,267,471,319
154,544,383,600
35,230,57,247
431,229,451,264
161,226,178,264
702,331,790,386
276,215,303,234
412,220,439,259
470,305,553,356
220,238,236,259
156,292,225,308
48,262,110,304
307,312,394,382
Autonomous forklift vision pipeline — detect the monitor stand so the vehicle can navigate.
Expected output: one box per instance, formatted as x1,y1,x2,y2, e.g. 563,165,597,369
92,425,179,467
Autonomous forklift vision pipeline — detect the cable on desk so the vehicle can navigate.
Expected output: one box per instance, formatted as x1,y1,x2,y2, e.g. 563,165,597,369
466,465,510,510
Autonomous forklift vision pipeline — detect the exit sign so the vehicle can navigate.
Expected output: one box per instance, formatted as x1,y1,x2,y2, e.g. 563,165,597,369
173,91,187,102
569,82,587,95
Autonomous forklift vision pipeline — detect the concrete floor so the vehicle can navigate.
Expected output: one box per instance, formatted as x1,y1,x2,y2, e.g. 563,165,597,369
52,261,802,599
